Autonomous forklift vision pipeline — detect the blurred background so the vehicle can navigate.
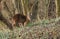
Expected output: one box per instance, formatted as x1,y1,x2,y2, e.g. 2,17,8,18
0,0,59,23
0,0,60,39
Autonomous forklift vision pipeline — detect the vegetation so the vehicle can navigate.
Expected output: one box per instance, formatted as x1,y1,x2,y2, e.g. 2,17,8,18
0,0,60,39
0,17,60,39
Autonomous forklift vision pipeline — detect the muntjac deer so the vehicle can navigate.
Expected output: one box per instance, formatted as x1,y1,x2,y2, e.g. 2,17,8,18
10,14,30,27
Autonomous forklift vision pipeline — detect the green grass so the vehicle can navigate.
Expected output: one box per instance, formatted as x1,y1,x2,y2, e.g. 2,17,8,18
0,18,60,39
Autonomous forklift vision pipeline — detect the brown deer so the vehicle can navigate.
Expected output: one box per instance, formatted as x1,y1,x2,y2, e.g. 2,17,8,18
10,14,30,27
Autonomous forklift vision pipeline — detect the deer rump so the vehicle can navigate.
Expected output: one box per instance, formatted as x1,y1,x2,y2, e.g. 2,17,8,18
11,14,29,26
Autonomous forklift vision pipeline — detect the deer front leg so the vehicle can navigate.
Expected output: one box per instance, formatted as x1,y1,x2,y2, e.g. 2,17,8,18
24,22,27,26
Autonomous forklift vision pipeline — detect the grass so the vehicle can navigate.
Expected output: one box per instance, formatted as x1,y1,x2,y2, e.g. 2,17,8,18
0,17,60,39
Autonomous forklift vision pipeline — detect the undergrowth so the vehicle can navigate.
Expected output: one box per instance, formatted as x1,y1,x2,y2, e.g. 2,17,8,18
0,17,60,39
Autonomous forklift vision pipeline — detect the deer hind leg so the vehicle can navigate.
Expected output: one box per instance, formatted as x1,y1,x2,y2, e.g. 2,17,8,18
18,23,24,27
